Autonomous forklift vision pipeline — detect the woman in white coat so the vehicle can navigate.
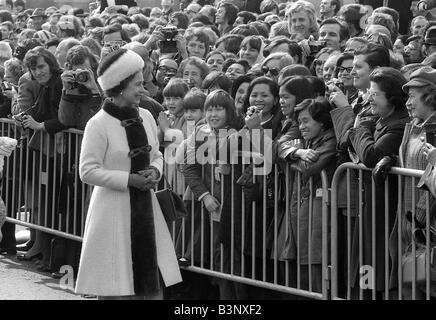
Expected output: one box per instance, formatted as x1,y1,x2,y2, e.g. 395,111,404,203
75,49,182,299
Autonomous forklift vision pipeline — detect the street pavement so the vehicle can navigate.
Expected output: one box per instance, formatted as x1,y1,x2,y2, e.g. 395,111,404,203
0,253,91,300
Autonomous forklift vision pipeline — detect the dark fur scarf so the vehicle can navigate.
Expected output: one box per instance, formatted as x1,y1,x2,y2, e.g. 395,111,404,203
103,98,159,296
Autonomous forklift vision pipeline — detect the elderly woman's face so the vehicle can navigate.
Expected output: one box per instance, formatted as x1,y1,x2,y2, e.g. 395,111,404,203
289,11,311,39
120,71,146,106
29,56,52,85
406,87,434,120
183,63,203,88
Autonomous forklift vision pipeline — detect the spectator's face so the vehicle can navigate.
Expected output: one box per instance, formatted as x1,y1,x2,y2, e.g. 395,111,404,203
240,43,260,66
337,59,354,89
320,0,333,15
185,5,200,21
27,18,35,30
351,54,372,90
29,56,52,85
404,40,423,63
206,53,224,72
215,6,226,25
156,59,178,86
206,104,227,129
234,16,244,26
406,87,433,120
16,18,27,29
184,108,203,123
234,81,249,114
169,16,179,27
71,57,91,71
411,18,428,37
249,83,277,117
410,1,425,17
289,10,311,39
187,37,207,58
314,52,329,79
345,39,366,53
30,17,44,30
182,63,203,88
322,56,337,83
150,9,162,19
161,0,173,10
279,86,296,118
4,66,17,84
263,58,281,83
164,96,184,115
225,63,245,81
368,81,391,118
298,108,324,141
199,7,215,23
393,38,405,55
319,23,342,51
120,71,146,106
0,26,9,40
49,14,61,25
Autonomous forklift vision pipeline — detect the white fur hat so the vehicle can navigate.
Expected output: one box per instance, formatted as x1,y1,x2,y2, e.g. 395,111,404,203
97,49,144,91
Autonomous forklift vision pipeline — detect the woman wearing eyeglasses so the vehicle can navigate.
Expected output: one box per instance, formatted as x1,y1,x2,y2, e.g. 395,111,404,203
334,52,358,104
346,67,410,299
260,52,295,83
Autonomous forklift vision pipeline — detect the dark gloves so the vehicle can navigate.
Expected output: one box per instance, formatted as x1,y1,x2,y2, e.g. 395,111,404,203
372,155,397,185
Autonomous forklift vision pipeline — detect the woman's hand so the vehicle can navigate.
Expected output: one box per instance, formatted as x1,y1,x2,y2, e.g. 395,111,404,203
144,28,165,50
202,194,220,214
295,148,319,163
158,111,170,134
22,115,44,131
423,142,436,166
328,84,348,108
128,173,158,191
245,108,262,130
137,167,160,190
175,34,188,58
3,89,16,100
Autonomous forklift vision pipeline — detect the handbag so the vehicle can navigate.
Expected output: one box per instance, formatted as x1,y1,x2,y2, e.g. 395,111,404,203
155,174,187,223
402,226,436,285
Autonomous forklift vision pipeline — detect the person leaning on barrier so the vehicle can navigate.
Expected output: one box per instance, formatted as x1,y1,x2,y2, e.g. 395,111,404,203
372,66,436,299
58,45,102,131
347,67,410,298
284,97,337,293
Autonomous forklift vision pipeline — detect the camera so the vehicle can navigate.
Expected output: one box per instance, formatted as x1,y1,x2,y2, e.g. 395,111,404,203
308,40,326,55
161,26,178,40
12,111,26,122
330,78,345,93
73,70,89,83
159,26,179,54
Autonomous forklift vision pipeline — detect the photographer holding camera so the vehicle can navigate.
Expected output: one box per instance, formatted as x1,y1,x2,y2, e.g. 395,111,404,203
58,45,101,130
144,25,188,63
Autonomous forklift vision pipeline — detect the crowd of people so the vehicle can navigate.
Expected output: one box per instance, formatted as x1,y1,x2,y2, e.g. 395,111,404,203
0,0,435,300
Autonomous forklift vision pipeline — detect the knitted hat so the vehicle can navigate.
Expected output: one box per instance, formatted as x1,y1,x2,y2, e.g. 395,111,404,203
97,49,144,91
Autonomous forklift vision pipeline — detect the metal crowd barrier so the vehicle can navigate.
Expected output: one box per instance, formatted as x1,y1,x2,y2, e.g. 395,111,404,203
330,162,435,300
1,118,332,300
1,118,88,242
